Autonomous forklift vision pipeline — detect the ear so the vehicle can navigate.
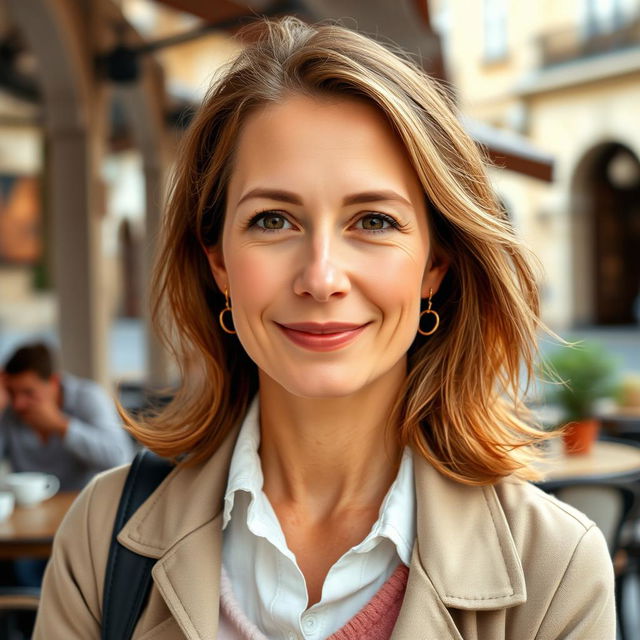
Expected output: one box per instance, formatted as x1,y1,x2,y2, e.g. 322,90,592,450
203,243,228,294
49,372,62,393
421,250,450,299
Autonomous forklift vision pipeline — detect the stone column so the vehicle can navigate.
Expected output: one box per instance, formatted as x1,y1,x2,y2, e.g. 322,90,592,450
115,62,173,387
8,0,109,385
47,125,108,383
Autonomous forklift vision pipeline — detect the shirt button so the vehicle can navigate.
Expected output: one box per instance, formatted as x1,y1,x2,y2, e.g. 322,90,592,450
302,614,317,632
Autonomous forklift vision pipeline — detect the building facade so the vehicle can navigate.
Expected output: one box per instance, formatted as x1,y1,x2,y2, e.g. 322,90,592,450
434,0,640,329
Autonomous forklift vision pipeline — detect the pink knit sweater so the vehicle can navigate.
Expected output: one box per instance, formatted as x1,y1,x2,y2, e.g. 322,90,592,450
218,564,409,640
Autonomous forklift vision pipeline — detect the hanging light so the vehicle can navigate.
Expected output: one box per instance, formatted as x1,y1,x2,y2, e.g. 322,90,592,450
608,149,640,188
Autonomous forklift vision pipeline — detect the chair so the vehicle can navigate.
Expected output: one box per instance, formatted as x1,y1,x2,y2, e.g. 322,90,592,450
537,480,639,639
602,416,640,445
0,587,40,640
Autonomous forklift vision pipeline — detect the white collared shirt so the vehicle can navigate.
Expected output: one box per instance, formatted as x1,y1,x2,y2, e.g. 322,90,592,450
221,398,416,640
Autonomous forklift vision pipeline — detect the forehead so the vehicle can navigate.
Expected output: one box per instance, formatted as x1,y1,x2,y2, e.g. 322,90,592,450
226,94,423,203
4,371,46,390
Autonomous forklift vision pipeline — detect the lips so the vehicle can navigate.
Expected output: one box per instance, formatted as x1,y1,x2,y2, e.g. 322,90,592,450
279,322,365,333
276,321,369,351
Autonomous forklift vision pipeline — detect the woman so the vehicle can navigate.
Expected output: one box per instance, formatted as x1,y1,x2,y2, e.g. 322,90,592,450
34,17,614,640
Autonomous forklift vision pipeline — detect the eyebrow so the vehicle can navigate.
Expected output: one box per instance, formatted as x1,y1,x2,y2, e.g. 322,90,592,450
236,187,414,209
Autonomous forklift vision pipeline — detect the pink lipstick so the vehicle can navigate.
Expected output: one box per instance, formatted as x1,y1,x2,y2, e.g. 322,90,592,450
276,322,368,351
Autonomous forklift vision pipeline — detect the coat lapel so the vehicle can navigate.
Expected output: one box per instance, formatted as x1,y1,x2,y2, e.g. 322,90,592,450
392,452,526,638
410,453,526,609
390,548,464,640
150,516,223,640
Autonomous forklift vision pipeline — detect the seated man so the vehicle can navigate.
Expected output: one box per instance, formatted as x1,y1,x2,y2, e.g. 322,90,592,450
0,342,135,491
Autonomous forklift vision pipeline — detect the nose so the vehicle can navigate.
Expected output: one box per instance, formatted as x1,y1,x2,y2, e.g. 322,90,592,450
293,230,350,302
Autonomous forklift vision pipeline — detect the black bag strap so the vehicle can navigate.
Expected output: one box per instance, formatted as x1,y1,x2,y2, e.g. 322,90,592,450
101,449,174,640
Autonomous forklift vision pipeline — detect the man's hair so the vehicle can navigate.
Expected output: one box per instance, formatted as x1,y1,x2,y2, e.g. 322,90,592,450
4,343,56,379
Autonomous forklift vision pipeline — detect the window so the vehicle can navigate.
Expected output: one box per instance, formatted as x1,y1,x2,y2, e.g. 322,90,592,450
583,0,638,36
484,0,508,62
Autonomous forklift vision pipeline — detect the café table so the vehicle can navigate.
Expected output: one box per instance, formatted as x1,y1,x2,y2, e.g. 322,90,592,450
0,492,78,560
536,438,640,486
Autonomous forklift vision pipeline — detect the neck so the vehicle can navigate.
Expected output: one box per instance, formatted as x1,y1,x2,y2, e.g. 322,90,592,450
258,360,406,520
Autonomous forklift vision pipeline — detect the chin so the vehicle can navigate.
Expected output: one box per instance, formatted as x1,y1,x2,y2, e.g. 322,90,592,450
287,383,363,399
264,365,372,399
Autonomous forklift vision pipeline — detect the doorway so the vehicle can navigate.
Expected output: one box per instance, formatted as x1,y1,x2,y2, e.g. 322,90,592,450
572,143,640,325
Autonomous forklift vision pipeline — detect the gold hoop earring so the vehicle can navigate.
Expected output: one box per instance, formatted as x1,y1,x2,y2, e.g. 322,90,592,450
219,287,236,335
418,288,440,336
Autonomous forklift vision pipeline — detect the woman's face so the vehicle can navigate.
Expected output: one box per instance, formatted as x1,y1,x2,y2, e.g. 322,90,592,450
207,94,448,398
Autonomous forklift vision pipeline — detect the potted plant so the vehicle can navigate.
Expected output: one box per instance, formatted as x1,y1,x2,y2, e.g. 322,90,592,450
545,342,617,455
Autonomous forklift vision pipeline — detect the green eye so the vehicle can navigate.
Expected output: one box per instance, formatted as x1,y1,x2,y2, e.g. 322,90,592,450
252,212,292,231
358,213,398,231
361,215,386,230
261,214,285,229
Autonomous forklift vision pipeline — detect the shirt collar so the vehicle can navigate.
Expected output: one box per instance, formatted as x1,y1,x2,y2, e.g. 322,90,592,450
221,396,416,565
222,396,262,529
354,446,415,565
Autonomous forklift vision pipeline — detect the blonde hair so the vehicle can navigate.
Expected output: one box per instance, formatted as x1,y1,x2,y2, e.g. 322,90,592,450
126,17,550,484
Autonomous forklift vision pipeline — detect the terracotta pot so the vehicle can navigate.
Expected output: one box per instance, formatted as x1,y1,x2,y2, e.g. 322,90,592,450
562,418,600,455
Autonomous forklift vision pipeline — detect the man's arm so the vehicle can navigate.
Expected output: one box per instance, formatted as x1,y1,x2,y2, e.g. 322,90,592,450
62,382,136,470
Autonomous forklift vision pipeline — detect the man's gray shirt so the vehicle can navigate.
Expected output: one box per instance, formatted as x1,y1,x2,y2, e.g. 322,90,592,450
0,373,135,490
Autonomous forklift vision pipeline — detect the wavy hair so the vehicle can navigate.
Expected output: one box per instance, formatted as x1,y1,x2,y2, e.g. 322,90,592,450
125,17,551,484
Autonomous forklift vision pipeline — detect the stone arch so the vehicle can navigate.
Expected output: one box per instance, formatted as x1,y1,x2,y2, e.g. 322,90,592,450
570,141,640,325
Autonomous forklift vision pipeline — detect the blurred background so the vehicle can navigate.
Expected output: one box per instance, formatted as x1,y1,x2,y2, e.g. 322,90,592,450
0,2,639,637
0,0,638,399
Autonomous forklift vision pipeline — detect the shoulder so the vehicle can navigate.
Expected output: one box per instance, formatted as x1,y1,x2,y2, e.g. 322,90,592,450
62,373,116,417
42,463,132,629
52,463,145,586
57,464,130,554
57,454,178,560
496,477,612,604
496,476,595,539
493,475,607,565
36,463,146,637
62,373,111,402
491,477,615,635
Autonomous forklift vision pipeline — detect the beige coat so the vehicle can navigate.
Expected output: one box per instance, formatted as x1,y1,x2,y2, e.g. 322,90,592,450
33,426,615,640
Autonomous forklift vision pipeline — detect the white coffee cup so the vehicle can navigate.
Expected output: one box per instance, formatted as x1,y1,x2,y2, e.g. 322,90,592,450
0,491,14,521
4,472,60,507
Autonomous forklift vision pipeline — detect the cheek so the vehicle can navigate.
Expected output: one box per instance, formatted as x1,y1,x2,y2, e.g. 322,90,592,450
360,246,427,310
225,249,287,315
34,388,49,403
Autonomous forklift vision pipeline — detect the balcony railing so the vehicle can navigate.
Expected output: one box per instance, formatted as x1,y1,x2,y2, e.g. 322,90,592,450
538,15,640,67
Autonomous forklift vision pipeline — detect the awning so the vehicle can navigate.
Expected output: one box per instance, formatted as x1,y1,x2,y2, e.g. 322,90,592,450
152,0,553,182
